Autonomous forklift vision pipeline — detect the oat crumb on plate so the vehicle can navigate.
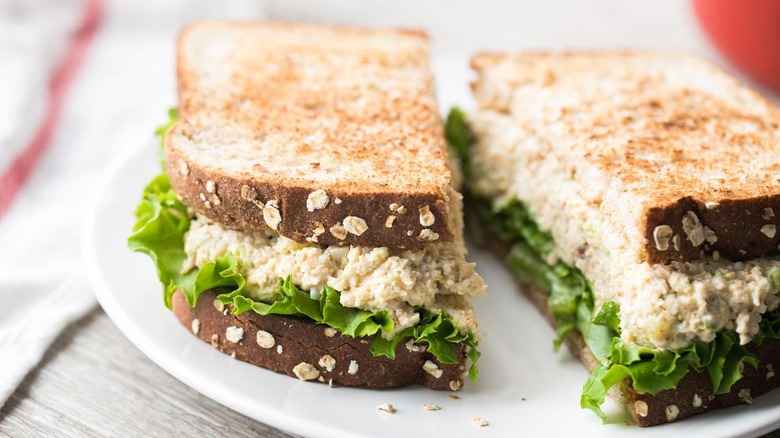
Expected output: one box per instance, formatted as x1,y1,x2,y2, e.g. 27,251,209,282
376,403,395,413
472,417,489,427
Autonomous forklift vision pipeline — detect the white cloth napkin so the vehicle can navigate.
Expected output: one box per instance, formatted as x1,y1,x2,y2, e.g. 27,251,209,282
0,0,94,406
0,0,265,408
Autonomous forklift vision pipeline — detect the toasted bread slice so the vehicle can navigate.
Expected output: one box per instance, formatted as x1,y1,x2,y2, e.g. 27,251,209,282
166,21,455,249
172,290,466,390
470,51,780,264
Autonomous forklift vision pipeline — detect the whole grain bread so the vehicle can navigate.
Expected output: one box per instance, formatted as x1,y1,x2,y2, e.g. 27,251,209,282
470,51,780,264
476,221,780,427
166,21,455,249
171,290,467,391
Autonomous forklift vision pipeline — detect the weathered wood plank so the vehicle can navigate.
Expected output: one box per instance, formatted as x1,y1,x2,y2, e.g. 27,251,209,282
0,309,292,438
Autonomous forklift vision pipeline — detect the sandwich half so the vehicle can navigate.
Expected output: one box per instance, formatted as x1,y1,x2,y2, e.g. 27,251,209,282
454,51,780,424
129,22,485,390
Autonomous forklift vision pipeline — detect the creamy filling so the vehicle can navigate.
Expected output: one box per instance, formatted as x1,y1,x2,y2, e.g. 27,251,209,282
469,109,780,350
182,215,485,338
620,259,780,348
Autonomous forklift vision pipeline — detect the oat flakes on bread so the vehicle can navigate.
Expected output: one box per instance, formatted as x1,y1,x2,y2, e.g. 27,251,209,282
173,290,466,390
460,50,780,425
128,21,484,392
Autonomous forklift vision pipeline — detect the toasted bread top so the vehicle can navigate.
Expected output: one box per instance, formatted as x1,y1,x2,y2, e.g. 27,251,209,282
166,22,454,248
471,51,780,263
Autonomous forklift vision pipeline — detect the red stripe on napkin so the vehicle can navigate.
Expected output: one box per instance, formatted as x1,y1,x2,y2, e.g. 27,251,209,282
0,0,104,218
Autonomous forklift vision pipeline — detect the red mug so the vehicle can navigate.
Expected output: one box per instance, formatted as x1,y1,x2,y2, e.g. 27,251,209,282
692,0,780,93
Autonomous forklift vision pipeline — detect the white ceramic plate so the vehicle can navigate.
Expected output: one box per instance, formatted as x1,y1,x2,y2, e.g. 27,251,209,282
83,57,780,438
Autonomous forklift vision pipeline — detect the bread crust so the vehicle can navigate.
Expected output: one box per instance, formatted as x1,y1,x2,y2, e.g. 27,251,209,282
171,290,466,390
643,196,780,263
469,50,780,264
474,213,780,426
168,21,456,249
165,148,453,248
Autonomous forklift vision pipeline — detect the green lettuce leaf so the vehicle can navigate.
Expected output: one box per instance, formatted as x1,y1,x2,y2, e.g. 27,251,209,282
128,171,480,378
548,261,593,351
505,241,551,293
473,197,554,256
445,107,472,175
154,108,179,168
577,300,613,363
502,233,591,350
127,173,194,308
593,301,621,333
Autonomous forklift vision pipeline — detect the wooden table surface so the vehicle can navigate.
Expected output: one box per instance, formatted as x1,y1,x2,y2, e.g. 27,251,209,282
1,307,779,438
0,308,291,438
